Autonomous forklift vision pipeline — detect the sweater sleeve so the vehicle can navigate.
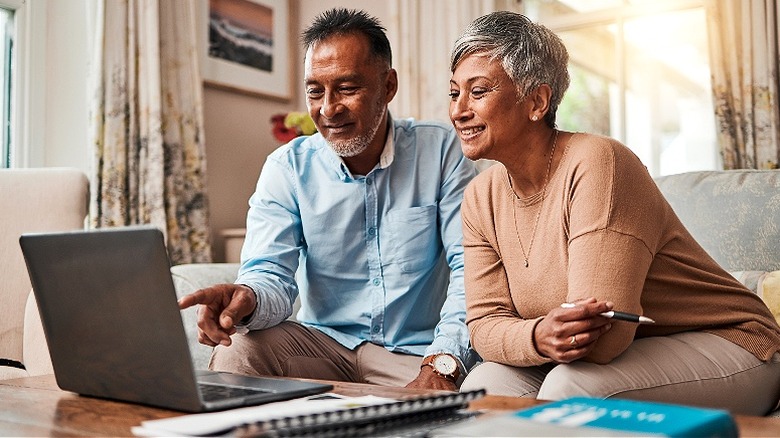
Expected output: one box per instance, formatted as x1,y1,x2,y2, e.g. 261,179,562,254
462,175,551,366
565,140,662,363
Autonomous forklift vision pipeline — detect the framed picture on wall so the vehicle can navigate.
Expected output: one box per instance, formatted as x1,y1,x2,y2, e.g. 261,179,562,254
198,0,291,100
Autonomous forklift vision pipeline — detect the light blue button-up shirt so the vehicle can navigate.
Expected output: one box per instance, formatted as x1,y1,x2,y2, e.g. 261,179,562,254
237,116,476,367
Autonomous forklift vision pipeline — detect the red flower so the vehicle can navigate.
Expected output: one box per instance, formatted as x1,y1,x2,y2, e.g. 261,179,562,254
271,114,299,143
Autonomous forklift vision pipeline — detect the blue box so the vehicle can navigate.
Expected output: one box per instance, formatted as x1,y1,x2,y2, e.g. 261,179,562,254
432,397,738,437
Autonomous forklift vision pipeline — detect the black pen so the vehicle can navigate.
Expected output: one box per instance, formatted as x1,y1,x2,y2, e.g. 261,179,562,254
561,303,655,324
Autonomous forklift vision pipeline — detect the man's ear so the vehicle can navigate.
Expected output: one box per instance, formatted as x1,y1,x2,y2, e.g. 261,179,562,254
385,68,399,103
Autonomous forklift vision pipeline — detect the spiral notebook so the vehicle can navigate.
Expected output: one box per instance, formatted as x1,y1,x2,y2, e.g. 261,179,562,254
240,390,485,437
133,389,486,437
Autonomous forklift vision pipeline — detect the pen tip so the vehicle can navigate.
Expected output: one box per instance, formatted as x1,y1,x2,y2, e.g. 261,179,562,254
640,316,655,324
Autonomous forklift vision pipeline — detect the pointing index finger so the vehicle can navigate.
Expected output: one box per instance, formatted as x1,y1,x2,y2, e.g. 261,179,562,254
178,289,214,309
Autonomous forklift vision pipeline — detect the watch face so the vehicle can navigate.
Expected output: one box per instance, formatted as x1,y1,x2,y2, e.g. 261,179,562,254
433,355,458,375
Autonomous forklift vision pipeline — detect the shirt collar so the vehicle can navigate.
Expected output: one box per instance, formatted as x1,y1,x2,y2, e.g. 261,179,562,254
377,113,395,169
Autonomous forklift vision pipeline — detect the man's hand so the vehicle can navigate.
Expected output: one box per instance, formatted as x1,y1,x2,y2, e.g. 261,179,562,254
178,284,257,347
405,365,457,391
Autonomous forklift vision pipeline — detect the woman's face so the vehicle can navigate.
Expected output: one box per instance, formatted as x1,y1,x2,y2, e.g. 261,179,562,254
449,53,531,162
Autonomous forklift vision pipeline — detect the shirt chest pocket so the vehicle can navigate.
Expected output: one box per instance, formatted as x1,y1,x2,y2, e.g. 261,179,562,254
386,205,439,273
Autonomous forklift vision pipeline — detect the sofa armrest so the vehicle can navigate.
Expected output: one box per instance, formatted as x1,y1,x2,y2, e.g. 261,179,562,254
171,263,240,370
22,291,52,377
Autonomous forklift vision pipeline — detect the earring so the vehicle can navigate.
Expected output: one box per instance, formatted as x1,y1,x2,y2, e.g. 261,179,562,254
531,115,538,121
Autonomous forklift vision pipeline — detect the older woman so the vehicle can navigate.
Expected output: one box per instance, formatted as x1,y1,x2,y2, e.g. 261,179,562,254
450,11,780,415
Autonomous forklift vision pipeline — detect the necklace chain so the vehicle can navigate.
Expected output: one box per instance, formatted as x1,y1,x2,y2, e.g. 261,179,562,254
511,129,559,268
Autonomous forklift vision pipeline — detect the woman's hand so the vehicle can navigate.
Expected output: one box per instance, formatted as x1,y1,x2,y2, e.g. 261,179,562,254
533,297,613,363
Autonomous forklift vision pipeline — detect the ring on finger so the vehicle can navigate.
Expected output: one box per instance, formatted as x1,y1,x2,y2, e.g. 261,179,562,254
569,334,578,346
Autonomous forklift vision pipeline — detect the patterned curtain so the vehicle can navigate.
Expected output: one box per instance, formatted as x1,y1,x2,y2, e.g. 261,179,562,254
705,0,780,169
89,0,212,264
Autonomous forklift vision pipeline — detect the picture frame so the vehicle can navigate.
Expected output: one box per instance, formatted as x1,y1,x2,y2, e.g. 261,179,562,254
197,0,292,100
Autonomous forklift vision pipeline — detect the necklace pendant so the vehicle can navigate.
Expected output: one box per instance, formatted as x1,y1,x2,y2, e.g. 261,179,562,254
511,129,558,273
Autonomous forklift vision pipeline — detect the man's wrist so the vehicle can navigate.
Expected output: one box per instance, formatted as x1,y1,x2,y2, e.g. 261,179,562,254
421,353,460,382
236,284,257,326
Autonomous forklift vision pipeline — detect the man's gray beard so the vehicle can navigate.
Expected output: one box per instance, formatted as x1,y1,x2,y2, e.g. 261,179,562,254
328,106,386,158
328,135,371,158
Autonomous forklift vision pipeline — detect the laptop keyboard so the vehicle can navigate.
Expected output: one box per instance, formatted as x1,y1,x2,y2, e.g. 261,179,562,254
198,382,271,402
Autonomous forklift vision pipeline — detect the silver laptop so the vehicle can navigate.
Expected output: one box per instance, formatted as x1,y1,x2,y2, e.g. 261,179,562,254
19,226,332,412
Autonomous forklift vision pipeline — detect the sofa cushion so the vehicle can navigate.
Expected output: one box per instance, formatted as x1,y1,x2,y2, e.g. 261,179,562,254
170,263,240,370
655,170,780,272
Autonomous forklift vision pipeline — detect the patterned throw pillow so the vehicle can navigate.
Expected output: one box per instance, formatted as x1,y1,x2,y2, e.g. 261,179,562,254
730,270,780,324
758,271,780,323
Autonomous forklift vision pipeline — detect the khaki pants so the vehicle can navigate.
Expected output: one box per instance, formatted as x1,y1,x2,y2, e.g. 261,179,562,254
461,331,780,416
209,321,423,387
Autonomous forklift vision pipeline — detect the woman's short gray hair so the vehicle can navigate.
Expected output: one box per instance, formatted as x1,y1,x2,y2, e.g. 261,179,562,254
451,11,570,127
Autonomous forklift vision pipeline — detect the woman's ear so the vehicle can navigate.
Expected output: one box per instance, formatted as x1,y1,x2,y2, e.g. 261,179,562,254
529,84,552,120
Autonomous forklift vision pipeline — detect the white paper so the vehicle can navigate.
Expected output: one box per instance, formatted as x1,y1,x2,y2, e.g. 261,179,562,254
131,394,396,437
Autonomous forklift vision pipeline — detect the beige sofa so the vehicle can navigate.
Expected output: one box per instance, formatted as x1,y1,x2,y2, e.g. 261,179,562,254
0,168,89,380
5,167,778,413
171,169,780,414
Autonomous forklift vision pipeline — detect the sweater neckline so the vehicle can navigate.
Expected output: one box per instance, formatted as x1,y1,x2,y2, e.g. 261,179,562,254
502,133,573,208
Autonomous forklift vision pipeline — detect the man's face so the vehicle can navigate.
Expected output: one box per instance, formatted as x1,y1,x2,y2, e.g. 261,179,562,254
304,33,397,158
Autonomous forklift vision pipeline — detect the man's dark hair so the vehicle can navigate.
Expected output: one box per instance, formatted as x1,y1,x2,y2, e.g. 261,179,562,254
302,8,392,67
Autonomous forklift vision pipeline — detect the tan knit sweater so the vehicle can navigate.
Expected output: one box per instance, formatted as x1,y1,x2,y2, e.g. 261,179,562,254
462,133,780,367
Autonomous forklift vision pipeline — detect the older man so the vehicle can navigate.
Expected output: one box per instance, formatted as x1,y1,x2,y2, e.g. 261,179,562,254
179,8,475,390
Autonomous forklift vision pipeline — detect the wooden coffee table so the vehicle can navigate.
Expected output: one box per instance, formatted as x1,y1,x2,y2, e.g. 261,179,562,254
1,374,779,436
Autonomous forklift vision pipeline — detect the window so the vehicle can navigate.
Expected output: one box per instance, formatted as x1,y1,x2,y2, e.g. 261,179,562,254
523,0,717,176
0,6,11,168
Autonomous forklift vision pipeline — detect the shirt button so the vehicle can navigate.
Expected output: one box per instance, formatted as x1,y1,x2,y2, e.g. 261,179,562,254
373,326,380,333
366,178,373,185
372,278,381,286
368,227,376,236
